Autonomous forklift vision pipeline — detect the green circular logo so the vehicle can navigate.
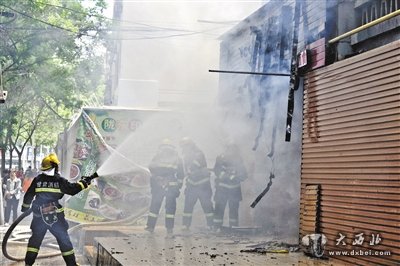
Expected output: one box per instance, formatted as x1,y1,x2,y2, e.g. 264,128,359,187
101,118,116,132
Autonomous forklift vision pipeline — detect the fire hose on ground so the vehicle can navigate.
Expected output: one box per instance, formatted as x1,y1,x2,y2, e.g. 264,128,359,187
1,206,148,261
1,171,148,262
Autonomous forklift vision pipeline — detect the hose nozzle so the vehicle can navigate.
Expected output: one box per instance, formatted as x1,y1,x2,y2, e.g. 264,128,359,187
82,172,99,183
91,172,99,179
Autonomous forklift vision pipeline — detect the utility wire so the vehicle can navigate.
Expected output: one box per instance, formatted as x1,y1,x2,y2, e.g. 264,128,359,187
1,25,224,40
34,0,200,34
0,4,75,34
104,24,228,40
35,0,235,39
106,31,205,40
0,3,99,38
0,2,235,41
34,1,110,21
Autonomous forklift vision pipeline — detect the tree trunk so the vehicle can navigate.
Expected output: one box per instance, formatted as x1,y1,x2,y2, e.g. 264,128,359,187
8,148,13,169
0,133,5,172
33,146,38,170
0,148,5,172
16,149,22,170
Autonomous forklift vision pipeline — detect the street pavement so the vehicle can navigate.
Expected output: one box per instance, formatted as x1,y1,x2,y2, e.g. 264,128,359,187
1,224,336,266
0,202,332,266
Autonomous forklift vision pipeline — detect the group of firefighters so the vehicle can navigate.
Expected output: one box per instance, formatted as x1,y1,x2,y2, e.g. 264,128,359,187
1,138,247,266
145,137,248,235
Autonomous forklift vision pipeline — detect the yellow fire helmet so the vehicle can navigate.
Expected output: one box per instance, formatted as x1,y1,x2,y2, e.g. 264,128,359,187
180,137,194,147
159,138,175,149
161,138,172,145
40,153,61,171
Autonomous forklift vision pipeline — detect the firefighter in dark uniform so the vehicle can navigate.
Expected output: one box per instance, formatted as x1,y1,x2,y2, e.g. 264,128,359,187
213,144,247,229
145,139,184,234
180,137,214,230
21,153,92,266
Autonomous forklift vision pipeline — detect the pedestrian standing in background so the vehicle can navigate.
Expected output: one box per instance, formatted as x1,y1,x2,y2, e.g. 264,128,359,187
213,143,247,230
180,137,214,231
3,170,22,225
23,166,36,193
25,166,33,178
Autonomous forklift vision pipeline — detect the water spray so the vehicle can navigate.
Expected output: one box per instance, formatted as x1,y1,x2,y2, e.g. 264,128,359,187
98,143,150,176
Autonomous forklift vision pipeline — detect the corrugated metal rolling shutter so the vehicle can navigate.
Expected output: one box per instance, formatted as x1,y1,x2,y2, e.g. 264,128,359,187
300,185,321,236
300,40,400,266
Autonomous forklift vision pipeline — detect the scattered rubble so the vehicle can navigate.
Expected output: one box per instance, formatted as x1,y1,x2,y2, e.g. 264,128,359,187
240,240,300,254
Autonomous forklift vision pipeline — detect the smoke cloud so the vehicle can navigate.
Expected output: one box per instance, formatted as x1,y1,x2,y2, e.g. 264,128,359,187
96,0,302,242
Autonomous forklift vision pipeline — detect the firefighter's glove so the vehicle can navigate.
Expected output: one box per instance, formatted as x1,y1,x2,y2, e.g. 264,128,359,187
79,177,91,189
21,205,30,213
220,172,231,181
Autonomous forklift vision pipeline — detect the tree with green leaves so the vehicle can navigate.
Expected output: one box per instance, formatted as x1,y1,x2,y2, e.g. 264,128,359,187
0,0,109,171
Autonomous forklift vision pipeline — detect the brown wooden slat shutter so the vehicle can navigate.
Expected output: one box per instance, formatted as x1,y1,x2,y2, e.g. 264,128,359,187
300,40,400,266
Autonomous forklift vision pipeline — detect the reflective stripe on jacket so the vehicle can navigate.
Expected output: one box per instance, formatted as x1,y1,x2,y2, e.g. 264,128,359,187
22,173,86,213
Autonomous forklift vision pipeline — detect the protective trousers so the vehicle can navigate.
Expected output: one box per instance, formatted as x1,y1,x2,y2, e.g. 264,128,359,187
4,196,19,223
25,213,77,266
182,183,213,227
213,187,240,228
146,189,177,231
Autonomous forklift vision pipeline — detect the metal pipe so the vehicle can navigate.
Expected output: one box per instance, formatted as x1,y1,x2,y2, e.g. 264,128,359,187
329,9,400,44
209,69,290,77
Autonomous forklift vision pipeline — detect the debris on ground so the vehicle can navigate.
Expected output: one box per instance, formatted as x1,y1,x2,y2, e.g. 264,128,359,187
240,240,300,254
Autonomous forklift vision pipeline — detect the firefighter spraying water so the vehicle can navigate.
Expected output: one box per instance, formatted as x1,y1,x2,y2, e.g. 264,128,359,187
2,153,99,265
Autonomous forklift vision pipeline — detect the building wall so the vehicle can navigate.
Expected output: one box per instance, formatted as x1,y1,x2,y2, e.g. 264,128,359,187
2,146,48,171
218,1,303,239
300,40,400,265
351,0,400,51
104,1,123,106
298,1,400,264
298,0,329,51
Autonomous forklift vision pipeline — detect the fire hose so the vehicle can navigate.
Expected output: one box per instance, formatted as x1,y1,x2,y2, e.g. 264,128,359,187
2,207,148,261
1,172,149,262
2,208,35,261
1,206,148,261
1,172,100,261
1,208,62,260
